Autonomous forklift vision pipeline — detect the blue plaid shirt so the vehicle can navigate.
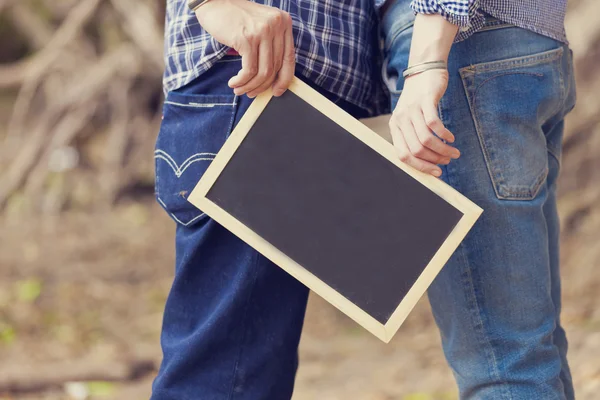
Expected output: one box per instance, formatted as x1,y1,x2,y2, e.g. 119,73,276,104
410,0,568,43
164,0,568,115
164,0,387,116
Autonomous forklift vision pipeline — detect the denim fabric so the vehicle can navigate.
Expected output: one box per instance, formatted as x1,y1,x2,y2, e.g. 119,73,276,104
152,57,368,400
383,1,576,399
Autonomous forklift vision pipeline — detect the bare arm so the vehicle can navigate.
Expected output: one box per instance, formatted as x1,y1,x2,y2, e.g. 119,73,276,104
389,13,459,177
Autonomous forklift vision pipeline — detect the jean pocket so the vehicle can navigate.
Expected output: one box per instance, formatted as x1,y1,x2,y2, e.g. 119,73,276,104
154,91,238,226
459,47,564,201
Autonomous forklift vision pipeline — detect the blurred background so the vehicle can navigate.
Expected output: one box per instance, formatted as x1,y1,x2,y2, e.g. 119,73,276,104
0,0,598,399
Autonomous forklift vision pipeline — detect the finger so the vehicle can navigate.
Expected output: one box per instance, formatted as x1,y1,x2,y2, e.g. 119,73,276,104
241,39,275,98
248,34,283,97
271,23,285,76
412,109,460,159
390,118,442,176
400,117,449,166
422,102,456,144
273,14,295,96
405,153,444,177
228,41,259,89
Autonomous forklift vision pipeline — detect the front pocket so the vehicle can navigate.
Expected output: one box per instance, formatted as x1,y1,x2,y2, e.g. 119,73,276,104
459,47,564,200
155,91,238,226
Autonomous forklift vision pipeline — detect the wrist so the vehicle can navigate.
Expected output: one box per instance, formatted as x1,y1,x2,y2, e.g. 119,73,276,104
409,42,450,65
189,0,212,12
193,0,230,18
408,13,457,65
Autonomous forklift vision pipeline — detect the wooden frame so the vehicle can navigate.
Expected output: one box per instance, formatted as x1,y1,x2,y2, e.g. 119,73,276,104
188,77,483,343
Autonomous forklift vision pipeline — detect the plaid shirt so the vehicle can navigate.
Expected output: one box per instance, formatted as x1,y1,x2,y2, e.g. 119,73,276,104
410,0,568,43
164,0,568,115
164,0,388,116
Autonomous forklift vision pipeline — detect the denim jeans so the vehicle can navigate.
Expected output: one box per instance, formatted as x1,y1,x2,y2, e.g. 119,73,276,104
151,57,369,400
382,1,577,399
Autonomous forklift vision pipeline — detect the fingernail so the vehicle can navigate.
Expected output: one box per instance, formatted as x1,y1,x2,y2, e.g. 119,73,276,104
452,150,460,158
247,94,255,99
273,89,284,97
433,169,442,177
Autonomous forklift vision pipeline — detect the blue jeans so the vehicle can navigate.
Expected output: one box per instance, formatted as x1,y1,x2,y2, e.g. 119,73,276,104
382,2,576,399
151,58,368,400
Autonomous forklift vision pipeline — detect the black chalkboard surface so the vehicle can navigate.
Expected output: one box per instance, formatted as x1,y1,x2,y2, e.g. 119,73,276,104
188,78,482,342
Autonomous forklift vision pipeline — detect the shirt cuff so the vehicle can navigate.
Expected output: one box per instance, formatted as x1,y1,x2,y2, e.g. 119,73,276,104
410,0,485,40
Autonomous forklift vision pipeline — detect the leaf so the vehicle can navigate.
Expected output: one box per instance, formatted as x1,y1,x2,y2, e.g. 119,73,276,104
16,278,43,303
85,381,116,397
0,324,16,345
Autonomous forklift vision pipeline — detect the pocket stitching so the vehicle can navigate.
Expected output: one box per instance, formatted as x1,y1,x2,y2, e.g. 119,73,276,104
157,196,206,227
154,94,238,227
460,72,504,200
460,59,555,200
154,151,216,226
225,95,239,139
164,100,236,108
469,72,546,198
154,150,217,177
460,47,563,76
469,79,549,199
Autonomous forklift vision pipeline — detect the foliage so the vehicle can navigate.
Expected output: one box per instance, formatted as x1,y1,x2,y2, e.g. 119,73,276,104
0,0,165,213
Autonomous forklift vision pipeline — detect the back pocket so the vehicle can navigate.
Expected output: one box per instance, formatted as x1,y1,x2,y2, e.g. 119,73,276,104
459,47,564,200
155,91,238,226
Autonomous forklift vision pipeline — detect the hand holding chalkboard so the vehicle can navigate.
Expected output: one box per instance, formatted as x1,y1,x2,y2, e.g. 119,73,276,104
188,77,482,342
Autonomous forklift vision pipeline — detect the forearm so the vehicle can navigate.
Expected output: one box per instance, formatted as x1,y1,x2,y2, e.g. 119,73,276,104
408,13,458,65
389,9,463,176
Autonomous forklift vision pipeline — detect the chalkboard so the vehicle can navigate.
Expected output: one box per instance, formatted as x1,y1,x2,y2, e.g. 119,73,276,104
188,78,482,342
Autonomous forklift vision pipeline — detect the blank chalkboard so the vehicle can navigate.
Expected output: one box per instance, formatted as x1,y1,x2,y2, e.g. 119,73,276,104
188,78,482,342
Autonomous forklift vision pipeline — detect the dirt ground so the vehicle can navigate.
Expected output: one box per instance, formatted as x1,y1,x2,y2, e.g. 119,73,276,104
0,199,599,400
2,0,600,398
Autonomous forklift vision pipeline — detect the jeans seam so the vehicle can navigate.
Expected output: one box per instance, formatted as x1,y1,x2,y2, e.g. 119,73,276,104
381,57,402,96
440,98,512,400
478,22,514,33
383,21,414,52
547,146,561,168
453,220,514,400
227,250,261,400
544,52,567,128
459,245,502,393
